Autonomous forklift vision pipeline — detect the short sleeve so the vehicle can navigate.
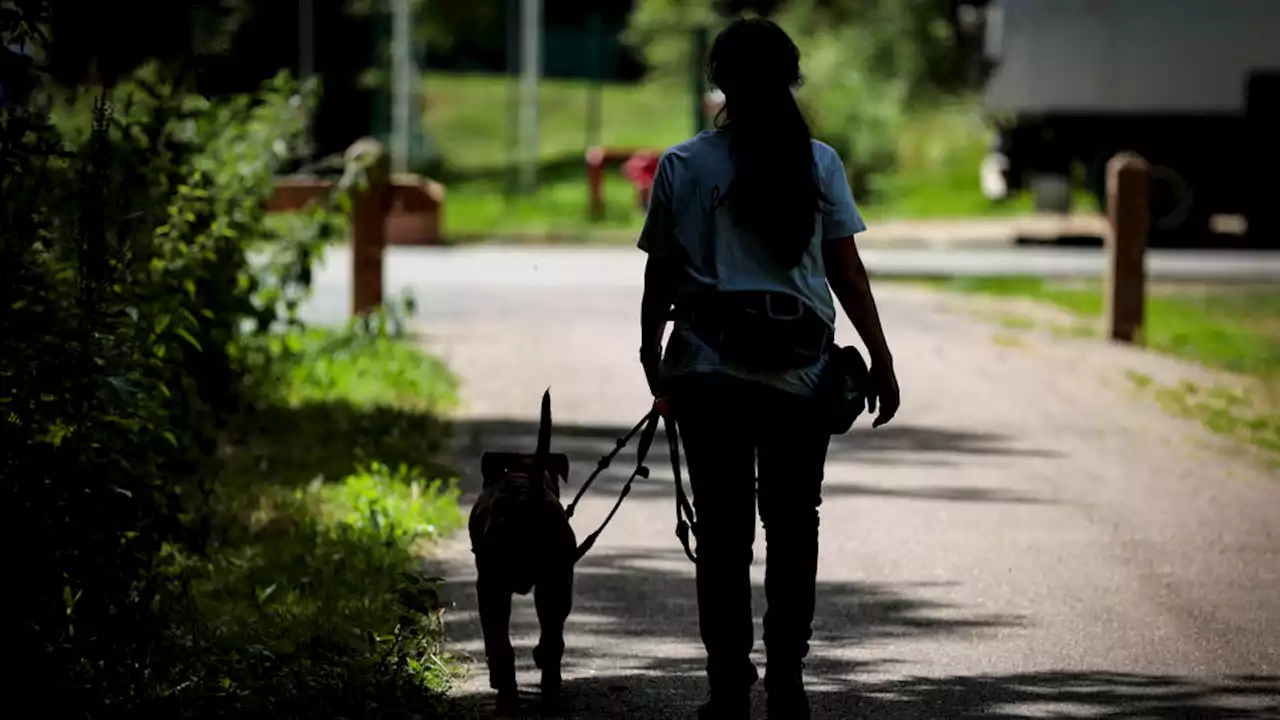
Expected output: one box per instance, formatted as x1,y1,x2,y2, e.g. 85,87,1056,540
818,149,868,240
637,152,678,259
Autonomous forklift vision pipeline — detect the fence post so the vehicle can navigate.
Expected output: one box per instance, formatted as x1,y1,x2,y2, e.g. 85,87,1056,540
1104,152,1150,343
586,147,606,221
347,138,391,317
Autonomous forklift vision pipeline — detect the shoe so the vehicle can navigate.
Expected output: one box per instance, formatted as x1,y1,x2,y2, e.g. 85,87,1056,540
697,694,751,719
765,662,809,719
699,658,757,718
766,690,809,719
494,688,520,717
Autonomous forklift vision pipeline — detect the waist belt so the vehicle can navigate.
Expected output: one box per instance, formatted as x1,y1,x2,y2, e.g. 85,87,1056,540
675,290,832,372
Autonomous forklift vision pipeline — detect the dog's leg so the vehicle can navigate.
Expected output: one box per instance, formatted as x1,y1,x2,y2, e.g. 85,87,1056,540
532,558,574,700
476,566,518,710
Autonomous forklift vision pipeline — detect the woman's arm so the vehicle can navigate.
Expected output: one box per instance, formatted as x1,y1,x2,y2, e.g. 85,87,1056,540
640,256,680,396
636,152,680,396
824,236,891,364
641,256,680,353
824,235,899,426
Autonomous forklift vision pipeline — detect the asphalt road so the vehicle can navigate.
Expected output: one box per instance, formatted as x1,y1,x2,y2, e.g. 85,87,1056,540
297,246,1280,719
294,244,1280,326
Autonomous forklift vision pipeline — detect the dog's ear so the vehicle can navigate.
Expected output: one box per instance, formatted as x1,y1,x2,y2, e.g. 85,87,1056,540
536,388,552,458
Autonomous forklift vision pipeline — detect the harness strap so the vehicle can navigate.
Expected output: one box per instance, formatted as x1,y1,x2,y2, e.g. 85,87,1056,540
564,412,651,521
572,409,660,563
569,405,699,565
665,410,698,563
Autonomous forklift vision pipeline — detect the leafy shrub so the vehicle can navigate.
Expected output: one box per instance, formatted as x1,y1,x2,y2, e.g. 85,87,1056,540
2,5,351,712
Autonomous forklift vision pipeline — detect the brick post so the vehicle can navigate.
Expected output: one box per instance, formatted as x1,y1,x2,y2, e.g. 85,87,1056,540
346,138,391,316
1104,152,1151,343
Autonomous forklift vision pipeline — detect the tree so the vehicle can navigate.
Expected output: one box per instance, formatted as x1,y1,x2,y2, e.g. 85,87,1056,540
625,0,982,196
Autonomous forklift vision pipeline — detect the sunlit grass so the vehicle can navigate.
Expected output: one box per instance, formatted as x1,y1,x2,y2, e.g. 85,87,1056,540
164,320,466,716
422,74,1090,238
927,277,1280,458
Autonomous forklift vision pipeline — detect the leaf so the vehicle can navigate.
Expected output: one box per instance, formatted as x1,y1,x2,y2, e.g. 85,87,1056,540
162,431,178,448
154,314,171,334
175,328,202,352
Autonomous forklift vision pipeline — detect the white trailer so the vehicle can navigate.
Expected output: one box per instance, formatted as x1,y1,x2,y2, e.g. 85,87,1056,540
972,0,1280,243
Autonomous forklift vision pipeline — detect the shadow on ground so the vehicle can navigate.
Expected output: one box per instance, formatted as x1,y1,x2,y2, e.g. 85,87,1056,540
445,418,1060,506
437,546,1033,719
437,418,1277,718
444,670,1279,719
228,400,456,487
436,547,1277,718
1013,229,1280,250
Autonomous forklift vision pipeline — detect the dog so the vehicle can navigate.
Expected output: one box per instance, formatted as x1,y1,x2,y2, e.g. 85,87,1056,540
470,390,576,714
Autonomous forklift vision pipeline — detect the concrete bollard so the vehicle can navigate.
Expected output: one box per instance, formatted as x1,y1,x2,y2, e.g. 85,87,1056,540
1104,152,1151,344
346,138,391,317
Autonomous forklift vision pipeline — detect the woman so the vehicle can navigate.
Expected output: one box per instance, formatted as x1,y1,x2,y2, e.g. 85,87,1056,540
636,17,899,719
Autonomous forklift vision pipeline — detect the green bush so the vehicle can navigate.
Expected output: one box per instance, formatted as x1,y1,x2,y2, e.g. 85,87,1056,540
2,6,351,711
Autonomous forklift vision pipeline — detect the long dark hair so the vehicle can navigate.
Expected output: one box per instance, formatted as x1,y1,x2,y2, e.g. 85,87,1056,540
708,17,824,269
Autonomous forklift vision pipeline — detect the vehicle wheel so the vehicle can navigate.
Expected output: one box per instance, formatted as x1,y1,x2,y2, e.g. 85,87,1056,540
1088,151,1206,247
1030,172,1072,214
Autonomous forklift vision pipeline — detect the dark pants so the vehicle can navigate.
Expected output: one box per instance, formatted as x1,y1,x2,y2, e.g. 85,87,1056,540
669,372,830,694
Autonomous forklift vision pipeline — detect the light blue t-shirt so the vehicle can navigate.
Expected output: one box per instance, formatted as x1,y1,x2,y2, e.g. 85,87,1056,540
637,129,868,397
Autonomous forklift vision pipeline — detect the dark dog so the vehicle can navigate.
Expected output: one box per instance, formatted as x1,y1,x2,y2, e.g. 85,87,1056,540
470,391,576,714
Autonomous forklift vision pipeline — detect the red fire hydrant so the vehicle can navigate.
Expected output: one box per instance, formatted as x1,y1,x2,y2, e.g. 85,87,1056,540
623,151,661,212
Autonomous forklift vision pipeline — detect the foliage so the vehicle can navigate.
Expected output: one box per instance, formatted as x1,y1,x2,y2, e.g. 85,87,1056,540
625,0,983,197
159,324,466,718
1,2,358,711
272,312,458,411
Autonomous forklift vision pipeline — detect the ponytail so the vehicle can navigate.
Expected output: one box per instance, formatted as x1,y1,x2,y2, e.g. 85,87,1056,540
709,18,824,270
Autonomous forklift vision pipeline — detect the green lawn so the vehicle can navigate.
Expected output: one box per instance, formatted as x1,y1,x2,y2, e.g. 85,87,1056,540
932,277,1280,458
421,73,1095,239
423,72,691,178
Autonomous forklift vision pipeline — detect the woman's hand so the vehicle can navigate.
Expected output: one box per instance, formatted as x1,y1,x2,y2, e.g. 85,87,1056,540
867,362,899,429
640,346,664,398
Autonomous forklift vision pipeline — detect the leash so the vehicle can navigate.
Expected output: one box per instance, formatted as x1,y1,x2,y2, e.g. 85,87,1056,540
566,401,698,564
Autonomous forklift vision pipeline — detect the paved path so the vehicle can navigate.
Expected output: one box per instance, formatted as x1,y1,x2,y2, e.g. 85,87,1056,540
302,247,1280,719
294,245,1280,325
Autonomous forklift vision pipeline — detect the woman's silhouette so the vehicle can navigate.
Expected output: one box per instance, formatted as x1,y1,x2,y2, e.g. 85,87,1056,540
636,17,900,719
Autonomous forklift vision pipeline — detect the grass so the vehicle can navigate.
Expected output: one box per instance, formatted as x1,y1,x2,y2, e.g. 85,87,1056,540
423,73,690,178
420,73,1097,239
158,318,467,717
444,167,649,240
930,277,1280,459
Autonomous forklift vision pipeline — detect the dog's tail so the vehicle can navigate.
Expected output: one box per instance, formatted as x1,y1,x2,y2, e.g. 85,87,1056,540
536,388,552,458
